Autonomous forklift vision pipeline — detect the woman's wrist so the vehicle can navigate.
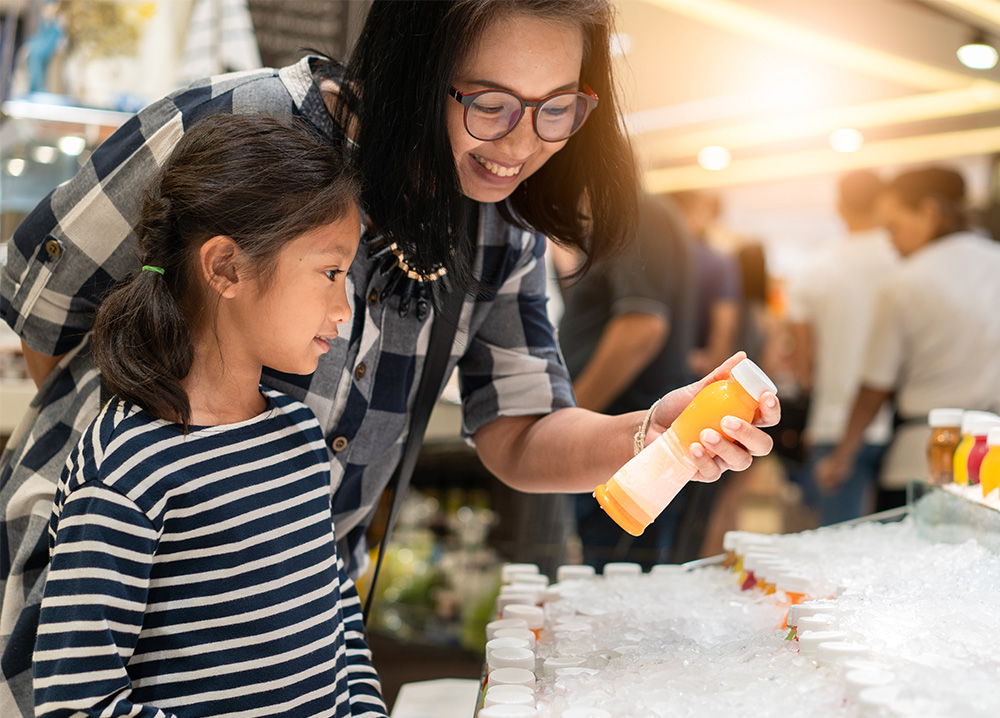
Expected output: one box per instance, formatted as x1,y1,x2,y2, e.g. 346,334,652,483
633,398,661,456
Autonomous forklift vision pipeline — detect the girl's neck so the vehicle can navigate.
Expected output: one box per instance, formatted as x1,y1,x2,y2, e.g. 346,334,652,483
180,336,268,427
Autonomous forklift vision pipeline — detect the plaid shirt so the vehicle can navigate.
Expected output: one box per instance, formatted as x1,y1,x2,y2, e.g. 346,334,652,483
0,57,573,715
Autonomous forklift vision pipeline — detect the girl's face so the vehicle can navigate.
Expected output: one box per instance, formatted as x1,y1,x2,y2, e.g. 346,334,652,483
879,192,937,257
232,213,360,376
448,14,585,204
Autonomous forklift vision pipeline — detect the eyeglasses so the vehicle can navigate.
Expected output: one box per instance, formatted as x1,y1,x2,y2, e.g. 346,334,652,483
448,84,599,143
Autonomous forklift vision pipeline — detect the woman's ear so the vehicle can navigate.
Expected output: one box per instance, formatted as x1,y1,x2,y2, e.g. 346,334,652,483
200,236,243,299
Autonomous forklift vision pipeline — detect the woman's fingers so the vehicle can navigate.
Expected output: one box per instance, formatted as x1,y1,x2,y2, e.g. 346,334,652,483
688,416,775,482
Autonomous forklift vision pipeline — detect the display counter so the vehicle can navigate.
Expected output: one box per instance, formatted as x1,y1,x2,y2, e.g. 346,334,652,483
478,483,1000,717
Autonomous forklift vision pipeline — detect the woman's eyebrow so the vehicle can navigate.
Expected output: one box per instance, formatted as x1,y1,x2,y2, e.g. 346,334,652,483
463,79,580,95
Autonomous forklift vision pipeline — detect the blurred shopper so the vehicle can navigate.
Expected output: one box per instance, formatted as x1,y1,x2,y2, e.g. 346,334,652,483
556,192,696,568
673,191,741,379
816,167,1000,510
786,170,900,524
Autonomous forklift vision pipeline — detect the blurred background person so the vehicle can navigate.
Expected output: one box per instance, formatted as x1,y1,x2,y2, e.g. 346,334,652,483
816,166,1000,511
785,170,900,525
672,190,741,380
554,192,696,569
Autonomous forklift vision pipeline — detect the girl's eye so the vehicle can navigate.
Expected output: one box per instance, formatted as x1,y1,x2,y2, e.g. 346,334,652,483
325,269,343,281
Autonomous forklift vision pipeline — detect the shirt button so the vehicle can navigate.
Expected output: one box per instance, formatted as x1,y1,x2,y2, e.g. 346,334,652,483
332,436,349,452
354,362,366,379
44,238,63,260
368,290,379,305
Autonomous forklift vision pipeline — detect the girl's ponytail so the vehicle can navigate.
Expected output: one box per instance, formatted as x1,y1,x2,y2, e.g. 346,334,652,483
92,191,195,426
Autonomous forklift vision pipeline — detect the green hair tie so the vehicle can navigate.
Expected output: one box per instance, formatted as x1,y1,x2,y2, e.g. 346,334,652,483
142,265,165,276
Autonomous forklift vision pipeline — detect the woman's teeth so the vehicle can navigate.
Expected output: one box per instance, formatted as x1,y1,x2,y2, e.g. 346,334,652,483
474,155,521,177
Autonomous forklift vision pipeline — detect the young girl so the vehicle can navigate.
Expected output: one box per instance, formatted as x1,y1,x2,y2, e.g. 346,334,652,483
31,115,387,718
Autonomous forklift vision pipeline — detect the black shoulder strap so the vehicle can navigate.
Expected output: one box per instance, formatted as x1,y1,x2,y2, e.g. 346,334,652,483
362,286,464,623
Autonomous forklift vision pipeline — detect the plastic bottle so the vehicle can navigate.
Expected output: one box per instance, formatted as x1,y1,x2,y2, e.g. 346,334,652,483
953,411,1000,486
967,414,1000,486
979,426,1000,497
926,408,963,485
594,358,777,536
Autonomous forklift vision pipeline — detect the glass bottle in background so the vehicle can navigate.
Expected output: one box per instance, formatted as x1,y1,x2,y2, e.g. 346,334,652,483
926,408,963,485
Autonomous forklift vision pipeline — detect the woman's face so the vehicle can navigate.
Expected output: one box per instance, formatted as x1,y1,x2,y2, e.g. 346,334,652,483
879,192,937,258
448,14,585,203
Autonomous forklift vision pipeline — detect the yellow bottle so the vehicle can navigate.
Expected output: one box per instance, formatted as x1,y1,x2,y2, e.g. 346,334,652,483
980,427,1000,498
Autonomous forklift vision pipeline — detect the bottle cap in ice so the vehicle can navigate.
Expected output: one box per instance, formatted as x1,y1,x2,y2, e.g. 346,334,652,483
729,357,778,401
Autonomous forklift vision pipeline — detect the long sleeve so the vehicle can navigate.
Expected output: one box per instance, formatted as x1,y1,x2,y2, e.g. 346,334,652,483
335,554,388,717
33,482,173,718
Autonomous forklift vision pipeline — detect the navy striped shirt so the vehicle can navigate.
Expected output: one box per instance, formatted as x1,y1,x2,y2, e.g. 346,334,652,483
33,389,387,718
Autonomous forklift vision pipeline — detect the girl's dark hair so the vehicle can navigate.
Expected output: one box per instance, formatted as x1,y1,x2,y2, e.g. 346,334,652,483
332,0,639,289
92,114,360,428
886,166,967,239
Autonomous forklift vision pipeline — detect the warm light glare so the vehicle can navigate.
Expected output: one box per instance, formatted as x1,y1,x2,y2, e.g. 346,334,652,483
762,70,816,109
829,128,864,153
610,32,633,58
957,41,999,69
31,146,58,164
698,145,732,170
58,136,87,156
6,158,25,176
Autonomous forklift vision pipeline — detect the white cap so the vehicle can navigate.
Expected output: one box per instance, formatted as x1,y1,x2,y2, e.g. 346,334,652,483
775,572,814,595
817,640,869,666
757,560,793,584
742,550,780,573
650,563,686,576
486,618,530,641
730,357,778,401
501,563,540,583
557,565,596,582
484,684,535,709
796,614,835,633
487,667,536,690
797,629,847,657
845,669,895,702
733,532,776,554
487,647,535,672
502,604,544,629
787,601,836,628
478,705,537,718
602,562,642,578
988,426,1000,446
542,656,586,677
496,593,539,614
487,637,532,654
961,410,1000,435
928,408,964,427
493,628,536,648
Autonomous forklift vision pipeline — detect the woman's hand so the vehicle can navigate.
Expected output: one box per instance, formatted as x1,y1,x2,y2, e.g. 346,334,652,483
645,352,780,483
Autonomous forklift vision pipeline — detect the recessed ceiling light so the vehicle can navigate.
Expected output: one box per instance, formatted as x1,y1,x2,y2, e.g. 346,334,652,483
698,146,731,171
957,35,998,69
828,128,864,153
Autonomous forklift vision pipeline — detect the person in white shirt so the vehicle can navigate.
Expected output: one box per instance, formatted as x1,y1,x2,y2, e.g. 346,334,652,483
816,166,1000,510
786,170,900,525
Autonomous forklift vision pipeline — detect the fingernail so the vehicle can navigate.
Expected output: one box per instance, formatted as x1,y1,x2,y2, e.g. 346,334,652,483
702,430,721,445
690,443,705,459
765,396,777,409
721,417,740,431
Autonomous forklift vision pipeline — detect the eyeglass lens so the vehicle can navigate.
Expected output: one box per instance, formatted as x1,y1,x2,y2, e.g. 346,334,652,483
465,91,591,141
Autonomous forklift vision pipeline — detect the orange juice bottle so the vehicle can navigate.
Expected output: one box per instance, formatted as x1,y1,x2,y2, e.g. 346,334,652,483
980,427,1000,497
594,358,777,536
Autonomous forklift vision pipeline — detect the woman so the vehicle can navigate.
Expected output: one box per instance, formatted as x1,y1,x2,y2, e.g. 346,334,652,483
0,2,779,709
816,166,1000,509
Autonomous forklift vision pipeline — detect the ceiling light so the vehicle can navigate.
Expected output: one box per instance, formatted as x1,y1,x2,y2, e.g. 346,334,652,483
829,128,864,153
31,146,58,164
58,136,87,156
6,158,25,176
957,33,998,69
698,145,731,171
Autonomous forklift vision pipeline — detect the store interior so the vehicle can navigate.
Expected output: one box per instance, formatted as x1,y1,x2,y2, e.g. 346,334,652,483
1,1,999,717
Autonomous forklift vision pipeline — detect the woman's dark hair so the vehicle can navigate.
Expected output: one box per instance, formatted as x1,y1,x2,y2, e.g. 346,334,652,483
886,166,967,239
332,0,639,289
92,114,360,428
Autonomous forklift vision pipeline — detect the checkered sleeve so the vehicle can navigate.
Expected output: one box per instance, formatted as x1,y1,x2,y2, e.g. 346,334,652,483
458,218,575,440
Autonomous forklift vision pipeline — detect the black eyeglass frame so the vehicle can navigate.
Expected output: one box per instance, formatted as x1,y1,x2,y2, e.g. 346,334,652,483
448,83,599,143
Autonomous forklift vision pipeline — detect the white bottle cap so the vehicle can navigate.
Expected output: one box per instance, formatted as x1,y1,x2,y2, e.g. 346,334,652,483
496,593,539,614
542,656,586,677
775,572,814,595
787,601,836,628
484,684,535,709
557,565,596,582
960,410,1000,435
722,530,747,551
602,562,642,578
729,357,778,401
988,426,1000,446
509,574,549,589
742,550,780,573
478,705,537,718
650,563,686,576
967,413,1000,436
797,629,847,656
817,640,869,666
487,646,536,672
502,604,544,629
845,669,895,702
796,614,835,633
927,408,964,427
733,532,776,554
486,618,530,640
486,637,532,656
501,563,540,583
493,628,537,648
757,560,793,584
487,667,536,690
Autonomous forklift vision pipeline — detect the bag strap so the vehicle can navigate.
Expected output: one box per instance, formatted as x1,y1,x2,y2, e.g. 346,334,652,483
362,286,464,623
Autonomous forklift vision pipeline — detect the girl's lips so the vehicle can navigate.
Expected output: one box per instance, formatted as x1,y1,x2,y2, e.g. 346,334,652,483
472,153,523,178
314,336,333,353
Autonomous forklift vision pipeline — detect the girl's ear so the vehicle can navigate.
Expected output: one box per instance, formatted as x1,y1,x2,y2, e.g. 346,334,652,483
200,235,243,299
